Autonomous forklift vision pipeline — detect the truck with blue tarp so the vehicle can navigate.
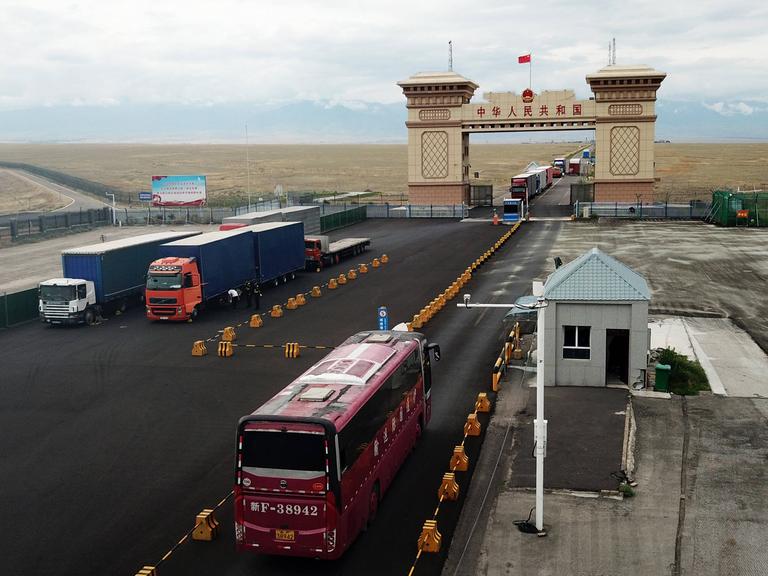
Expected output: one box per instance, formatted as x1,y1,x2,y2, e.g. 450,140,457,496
38,230,200,326
145,222,304,321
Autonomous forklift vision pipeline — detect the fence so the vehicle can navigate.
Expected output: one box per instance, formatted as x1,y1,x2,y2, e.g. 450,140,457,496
574,201,710,220
365,204,469,219
0,288,39,328
707,190,768,227
320,206,367,233
1,208,111,242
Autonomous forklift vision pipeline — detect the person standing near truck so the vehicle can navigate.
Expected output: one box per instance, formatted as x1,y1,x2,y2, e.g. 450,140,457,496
243,280,253,307
254,282,261,310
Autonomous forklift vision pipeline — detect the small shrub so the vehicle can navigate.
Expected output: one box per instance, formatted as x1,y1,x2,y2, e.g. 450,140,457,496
657,348,710,395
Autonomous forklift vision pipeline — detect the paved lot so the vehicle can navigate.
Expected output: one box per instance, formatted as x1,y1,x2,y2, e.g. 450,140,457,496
508,386,628,492
0,217,563,576
546,220,768,354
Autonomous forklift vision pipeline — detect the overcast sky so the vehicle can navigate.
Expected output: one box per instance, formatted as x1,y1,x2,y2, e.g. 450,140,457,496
1,0,766,115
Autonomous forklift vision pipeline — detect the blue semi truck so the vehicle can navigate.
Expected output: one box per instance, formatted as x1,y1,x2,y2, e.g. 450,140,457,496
145,222,305,321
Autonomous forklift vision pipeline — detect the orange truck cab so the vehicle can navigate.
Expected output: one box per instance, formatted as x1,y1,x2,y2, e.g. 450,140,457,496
145,258,203,321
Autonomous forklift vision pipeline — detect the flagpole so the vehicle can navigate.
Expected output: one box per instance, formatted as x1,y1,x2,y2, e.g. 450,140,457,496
529,50,532,89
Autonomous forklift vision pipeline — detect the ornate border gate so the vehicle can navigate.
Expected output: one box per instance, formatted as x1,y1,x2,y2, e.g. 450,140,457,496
397,65,666,204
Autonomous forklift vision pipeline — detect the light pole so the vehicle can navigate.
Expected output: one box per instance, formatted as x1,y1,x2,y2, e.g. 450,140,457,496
245,123,251,212
459,293,548,535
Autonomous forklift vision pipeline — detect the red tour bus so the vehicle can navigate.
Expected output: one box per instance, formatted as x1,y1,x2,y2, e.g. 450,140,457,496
234,330,441,559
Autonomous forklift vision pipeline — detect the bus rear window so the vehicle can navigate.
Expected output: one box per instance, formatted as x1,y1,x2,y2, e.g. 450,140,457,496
242,431,326,473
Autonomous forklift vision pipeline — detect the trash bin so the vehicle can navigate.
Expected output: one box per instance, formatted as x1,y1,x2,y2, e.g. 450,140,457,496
654,363,671,392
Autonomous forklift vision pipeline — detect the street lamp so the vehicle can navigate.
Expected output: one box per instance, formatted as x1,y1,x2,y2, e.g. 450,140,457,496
459,293,548,536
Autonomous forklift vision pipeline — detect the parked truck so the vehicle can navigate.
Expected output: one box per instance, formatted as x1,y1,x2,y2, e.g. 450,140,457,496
145,222,304,321
304,235,371,270
38,231,200,326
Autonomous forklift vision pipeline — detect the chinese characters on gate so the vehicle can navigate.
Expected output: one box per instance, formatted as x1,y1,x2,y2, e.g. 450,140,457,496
476,103,583,118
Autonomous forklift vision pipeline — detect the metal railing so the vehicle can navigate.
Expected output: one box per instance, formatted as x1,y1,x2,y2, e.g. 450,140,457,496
574,201,711,220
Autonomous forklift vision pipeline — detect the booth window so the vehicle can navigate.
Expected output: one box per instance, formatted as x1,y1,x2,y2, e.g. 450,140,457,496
563,325,591,359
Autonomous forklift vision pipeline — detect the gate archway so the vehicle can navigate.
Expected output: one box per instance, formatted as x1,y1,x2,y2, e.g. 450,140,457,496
397,64,666,204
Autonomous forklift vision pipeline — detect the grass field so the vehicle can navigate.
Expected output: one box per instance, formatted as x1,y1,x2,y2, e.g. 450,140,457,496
0,168,68,213
0,143,766,207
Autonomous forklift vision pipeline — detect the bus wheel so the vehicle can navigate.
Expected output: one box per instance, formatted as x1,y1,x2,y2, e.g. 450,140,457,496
367,482,380,528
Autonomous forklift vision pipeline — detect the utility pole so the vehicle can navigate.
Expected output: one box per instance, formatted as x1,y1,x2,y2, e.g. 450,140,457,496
459,294,548,535
245,123,251,212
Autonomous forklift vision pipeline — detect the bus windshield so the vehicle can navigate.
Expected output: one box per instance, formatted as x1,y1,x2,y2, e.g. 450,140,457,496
242,430,326,476
146,273,182,290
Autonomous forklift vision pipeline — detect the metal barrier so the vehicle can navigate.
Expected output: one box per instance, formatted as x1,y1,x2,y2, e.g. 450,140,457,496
574,201,710,220
320,206,367,232
0,288,39,329
365,203,468,219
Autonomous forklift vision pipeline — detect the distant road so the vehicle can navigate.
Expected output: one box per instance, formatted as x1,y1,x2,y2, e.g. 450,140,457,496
0,169,112,225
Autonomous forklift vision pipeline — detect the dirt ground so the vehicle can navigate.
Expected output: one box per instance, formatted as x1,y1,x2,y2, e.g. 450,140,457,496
544,220,768,353
1,142,765,208
0,168,68,212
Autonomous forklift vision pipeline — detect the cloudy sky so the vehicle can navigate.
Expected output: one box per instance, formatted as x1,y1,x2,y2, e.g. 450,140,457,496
1,0,766,141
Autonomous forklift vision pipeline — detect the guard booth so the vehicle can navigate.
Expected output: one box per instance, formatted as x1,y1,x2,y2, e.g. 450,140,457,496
503,198,524,224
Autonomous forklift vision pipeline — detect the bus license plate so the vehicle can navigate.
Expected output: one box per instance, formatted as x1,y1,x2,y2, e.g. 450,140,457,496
275,529,295,541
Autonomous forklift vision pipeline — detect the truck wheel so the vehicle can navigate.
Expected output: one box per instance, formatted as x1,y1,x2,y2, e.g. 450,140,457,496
84,309,95,326
191,307,199,321
118,299,127,313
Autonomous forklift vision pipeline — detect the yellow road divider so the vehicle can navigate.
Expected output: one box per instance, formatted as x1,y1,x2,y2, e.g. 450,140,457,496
348,269,357,280
328,278,338,289
337,273,347,285
270,304,283,318
372,258,381,268
311,285,322,297
284,342,301,358
359,263,368,274
249,314,263,328
464,413,481,436
417,520,442,553
492,357,504,392
191,340,207,357
135,567,156,576
450,445,469,472
296,293,306,306
438,473,460,501
381,253,389,264
221,326,236,342
475,392,491,413
192,509,220,541
286,297,298,310
217,341,233,357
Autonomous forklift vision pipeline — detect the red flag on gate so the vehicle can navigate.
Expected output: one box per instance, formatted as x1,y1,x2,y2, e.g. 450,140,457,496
518,54,531,64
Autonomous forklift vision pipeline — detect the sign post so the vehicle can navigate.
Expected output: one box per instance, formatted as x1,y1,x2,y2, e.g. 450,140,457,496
377,306,389,331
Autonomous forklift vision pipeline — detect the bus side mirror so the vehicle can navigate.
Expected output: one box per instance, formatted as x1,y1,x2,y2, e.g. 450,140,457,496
427,343,441,361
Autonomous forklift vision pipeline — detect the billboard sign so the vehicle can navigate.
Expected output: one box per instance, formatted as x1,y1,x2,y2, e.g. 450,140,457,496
150,175,207,207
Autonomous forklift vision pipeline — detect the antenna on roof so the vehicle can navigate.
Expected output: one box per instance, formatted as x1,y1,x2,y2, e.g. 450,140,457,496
612,38,616,65
448,40,453,71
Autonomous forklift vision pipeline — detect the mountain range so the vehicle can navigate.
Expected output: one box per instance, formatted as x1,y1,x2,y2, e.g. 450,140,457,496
0,99,765,144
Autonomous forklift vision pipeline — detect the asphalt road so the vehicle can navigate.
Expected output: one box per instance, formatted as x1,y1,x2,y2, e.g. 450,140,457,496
0,217,561,576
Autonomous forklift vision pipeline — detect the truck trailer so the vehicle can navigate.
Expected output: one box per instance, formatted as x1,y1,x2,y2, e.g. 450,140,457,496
145,222,304,321
38,230,200,326
304,235,371,270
